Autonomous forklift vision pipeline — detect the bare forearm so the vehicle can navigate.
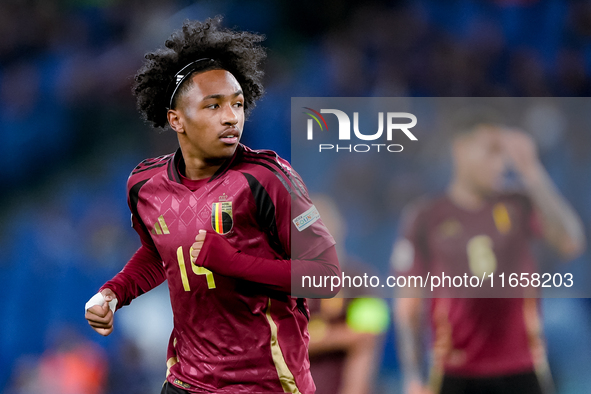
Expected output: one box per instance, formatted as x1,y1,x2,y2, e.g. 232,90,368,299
339,333,379,394
395,298,425,385
523,164,586,259
308,323,373,355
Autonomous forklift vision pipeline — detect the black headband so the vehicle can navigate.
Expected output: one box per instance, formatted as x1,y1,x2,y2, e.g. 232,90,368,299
166,58,216,109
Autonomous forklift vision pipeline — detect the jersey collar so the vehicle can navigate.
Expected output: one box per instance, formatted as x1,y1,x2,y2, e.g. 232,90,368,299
167,145,244,184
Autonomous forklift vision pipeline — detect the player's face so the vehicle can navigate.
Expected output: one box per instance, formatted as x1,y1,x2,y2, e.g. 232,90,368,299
174,69,245,161
455,126,505,195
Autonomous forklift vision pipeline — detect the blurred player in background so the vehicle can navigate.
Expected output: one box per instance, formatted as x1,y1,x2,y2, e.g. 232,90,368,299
84,17,340,394
307,195,389,394
391,109,585,394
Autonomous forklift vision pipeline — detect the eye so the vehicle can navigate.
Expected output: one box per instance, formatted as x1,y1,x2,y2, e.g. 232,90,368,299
206,103,219,109
233,101,244,108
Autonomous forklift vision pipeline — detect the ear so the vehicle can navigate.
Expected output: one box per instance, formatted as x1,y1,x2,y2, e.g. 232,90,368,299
167,109,185,134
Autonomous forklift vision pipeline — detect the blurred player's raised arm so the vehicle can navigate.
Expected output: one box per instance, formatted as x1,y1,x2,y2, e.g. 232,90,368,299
501,129,585,260
391,202,433,394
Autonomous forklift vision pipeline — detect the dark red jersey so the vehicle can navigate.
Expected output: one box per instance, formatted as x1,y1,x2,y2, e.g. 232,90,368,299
103,144,335,393
307,297,348,394
393,194,546,377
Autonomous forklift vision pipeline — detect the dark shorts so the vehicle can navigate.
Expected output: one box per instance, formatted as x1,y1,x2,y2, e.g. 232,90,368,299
161,382,190,394
439,371,544,394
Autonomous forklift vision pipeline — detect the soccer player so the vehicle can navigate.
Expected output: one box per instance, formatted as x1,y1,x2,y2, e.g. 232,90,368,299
306,195,387,394
391,110,585,394
84,17,340,394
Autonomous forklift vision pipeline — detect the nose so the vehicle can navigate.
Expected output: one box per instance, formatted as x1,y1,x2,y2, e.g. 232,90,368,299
221,103,238,126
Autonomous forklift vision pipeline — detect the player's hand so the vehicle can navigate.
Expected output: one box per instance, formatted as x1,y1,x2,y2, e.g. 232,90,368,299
85,288,116,336
501,129,542,180
191,230,207,264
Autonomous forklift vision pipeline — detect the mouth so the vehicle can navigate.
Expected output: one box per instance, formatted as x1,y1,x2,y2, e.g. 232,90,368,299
219,128,240,145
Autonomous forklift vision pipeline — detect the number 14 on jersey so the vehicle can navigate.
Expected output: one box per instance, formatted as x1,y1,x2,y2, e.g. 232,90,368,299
176,246,216,291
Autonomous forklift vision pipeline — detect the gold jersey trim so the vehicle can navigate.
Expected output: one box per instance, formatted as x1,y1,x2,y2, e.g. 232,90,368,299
493,203,511,234
166,356,178,377
265,298,302,393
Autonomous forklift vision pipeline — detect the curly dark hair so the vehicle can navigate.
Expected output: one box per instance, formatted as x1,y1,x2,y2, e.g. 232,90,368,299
133,16,266,129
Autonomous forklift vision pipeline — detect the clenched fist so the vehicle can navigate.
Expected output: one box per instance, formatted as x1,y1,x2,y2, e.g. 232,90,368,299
85,288,117,336
190,229,207,264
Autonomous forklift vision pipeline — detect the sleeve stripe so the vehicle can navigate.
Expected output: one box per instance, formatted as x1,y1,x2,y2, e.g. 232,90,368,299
129,179,150,235
243,152,306,197
132,154,173,175
242,172,284,256
243,151,290,178
241,159,294,195
132,162,167,175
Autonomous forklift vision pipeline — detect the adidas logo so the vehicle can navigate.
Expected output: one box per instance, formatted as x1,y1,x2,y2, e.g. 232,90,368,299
152,215,170,235
176,75,184,84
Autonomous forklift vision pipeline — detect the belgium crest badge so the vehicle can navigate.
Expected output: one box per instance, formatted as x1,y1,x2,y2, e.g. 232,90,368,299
211,202,233,234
